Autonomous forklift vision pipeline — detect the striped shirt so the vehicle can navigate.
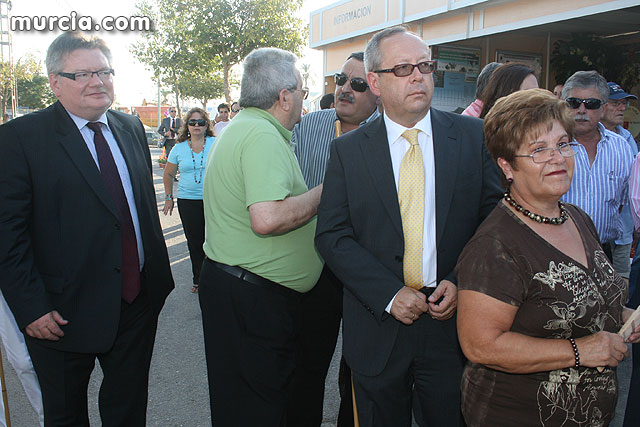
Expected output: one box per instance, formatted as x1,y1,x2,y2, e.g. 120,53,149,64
562,122,635,243
628,154,640,231
292,108,379,188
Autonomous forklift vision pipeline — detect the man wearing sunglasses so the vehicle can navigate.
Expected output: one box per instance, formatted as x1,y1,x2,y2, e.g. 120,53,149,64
158,106,182,155
288,51,379,427
561,71,635,266
315,27,502,426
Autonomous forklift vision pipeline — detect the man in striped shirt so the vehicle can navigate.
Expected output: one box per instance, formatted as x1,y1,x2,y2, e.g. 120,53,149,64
287,52,379,427
561,71,635,262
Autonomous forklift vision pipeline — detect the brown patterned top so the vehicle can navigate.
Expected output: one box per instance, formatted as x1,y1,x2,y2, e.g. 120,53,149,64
455,202,627,427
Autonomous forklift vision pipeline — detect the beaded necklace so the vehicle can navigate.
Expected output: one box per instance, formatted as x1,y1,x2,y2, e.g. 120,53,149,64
189,138,206,184
503,190,568,225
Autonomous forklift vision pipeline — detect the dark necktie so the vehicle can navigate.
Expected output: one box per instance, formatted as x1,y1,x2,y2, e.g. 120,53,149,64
86,122,141,303
170,118,175,138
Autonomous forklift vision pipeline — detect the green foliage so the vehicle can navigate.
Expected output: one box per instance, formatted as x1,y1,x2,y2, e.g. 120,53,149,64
178,70,226,108
132,0,307,105
1,54,45,120
17,74,56,110
551,33,640,89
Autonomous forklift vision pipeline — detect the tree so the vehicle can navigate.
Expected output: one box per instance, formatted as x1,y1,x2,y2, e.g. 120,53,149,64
551,33,640,90
178,70,226,109
0,55,41,121
188,0,307,103
17,74,56,110
131,0,202,113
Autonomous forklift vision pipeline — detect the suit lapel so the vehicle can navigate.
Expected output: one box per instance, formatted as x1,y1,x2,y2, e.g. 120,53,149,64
431,109,460,246
53,102,118,218
361,117,403,237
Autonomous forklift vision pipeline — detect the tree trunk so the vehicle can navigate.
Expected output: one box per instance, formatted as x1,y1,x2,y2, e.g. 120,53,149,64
223,63,230,105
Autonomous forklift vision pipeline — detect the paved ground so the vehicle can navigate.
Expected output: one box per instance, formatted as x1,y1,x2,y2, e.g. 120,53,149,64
1,146,633,426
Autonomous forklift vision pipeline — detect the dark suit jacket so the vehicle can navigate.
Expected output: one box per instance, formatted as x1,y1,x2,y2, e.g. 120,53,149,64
0,102,174,353
157,116,182,144
315,109,502,376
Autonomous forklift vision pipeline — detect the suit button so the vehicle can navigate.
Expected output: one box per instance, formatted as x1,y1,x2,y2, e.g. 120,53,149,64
114,223,121,230
113,267,121,273
395,255,403,262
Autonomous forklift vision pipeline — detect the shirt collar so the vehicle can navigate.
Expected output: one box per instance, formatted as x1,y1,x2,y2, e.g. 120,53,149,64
244,107,292,143
333,107,380,127
66,108,109,131
384,110,432,147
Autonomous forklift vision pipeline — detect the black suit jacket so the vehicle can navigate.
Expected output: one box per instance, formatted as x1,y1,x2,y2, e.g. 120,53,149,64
315,109,502,376
157,116,182,143
0,102,174,353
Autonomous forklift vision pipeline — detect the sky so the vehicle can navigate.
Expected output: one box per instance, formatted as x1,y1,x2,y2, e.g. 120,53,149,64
8,0,337,107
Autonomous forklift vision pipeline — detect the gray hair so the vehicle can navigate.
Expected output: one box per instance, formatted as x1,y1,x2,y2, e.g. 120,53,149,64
45,31,112,75
239,48,299,110
476,62,502,99
561,70,609,101
365,26,426,73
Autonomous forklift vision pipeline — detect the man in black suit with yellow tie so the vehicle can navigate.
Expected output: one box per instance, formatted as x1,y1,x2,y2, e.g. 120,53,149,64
0,31,174,426
315,27,502,427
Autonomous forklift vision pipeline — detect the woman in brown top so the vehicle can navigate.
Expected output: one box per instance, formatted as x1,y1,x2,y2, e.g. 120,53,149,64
455,89,640,426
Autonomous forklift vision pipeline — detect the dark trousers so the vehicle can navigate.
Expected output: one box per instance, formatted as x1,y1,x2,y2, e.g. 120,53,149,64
177,198,205,284
199,259,303,427
352,315,464,427
25,291,157,427
164,139,176,156
286,266,343,426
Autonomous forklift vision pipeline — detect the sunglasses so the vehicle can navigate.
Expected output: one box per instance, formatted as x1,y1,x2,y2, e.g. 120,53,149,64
170,110,177,113
565,97,603,110
373,60,437,77
333,73,369,92
188,119,207,126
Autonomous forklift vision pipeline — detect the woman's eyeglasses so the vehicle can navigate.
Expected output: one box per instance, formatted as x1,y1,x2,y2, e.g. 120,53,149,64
373,61,437,77
513,142,579,163
333,73,369,92
565,98,603,110
188,119,207,126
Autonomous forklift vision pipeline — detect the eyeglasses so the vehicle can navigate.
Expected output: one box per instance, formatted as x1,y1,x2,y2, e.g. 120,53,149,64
188,119,206,126
565,97,603,110
292,88,309,100
57,69,115,82
513,142,579,163
170,110,177,113
607,99,630,108
333,73,369,92
231,106,241,113
373,61,437,77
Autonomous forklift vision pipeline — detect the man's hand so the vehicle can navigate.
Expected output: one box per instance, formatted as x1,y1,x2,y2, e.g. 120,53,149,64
165,131,171,137
390,287,428,325
427,280,457,320
25,311,68,341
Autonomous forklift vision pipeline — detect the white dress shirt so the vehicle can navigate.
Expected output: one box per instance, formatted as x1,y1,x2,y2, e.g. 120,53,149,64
384,111,437,310
67,109,145,270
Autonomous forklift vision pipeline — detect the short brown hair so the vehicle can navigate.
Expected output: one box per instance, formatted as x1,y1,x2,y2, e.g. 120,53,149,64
484,88,575,185
177,107,214,142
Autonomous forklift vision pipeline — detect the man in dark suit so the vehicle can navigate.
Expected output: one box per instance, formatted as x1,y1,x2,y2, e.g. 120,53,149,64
315,27,502,427
0,32,174,426
157,107,181,155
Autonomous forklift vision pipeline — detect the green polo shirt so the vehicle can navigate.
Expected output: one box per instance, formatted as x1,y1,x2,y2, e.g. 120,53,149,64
202,107,323,292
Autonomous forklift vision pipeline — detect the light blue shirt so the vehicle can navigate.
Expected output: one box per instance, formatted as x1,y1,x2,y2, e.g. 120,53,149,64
67,109,144,269
167,136,215,199
562,123,635,243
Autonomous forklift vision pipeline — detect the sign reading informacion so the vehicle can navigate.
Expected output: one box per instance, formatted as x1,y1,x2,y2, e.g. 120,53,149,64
333,4,372,26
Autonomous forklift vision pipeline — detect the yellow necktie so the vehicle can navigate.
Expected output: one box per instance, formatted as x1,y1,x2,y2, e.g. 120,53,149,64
398,129,424,290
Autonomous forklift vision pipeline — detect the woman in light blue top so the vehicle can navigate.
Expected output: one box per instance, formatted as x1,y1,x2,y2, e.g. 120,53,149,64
162,107,214,293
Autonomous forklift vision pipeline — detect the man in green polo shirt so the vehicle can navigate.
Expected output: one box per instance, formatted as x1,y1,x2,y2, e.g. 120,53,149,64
199,47,324,426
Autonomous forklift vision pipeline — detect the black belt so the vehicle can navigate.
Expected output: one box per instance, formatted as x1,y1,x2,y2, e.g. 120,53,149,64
208,259,301,298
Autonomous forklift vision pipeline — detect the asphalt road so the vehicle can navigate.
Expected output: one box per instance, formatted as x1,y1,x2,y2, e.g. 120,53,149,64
1,146,632,426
